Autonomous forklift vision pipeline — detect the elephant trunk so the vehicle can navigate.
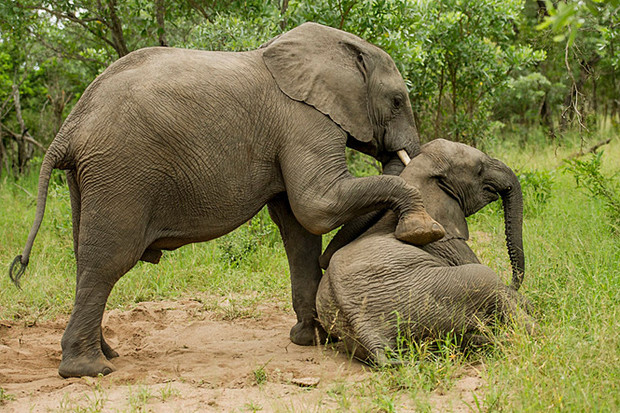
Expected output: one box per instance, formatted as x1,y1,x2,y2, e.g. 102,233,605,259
382,103,421,162
498,163,525,290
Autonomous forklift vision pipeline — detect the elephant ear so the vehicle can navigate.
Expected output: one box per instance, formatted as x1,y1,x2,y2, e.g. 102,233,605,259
262,22,374,143
433,196,469,241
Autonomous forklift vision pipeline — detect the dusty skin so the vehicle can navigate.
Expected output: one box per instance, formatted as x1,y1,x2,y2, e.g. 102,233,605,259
0,297,483,412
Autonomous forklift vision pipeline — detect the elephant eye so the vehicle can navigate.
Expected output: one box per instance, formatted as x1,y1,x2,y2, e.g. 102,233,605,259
392,96,403,109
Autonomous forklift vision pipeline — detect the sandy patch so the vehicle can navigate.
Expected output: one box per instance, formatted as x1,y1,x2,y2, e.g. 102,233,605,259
0,299,484,412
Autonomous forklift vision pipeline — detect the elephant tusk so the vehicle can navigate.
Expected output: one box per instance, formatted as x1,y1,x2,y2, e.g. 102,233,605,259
397,149,411,166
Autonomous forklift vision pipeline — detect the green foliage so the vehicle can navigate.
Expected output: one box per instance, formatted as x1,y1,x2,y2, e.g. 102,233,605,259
564,151,620,230
2,0,618,177
217,208,280,267
406,0,545,143
518,169,555,217
531,0,620,133
252,362,269,385
494,73,552,124
0,387,15,404
186,5,281,51
346,148,382,177
537,0,620,45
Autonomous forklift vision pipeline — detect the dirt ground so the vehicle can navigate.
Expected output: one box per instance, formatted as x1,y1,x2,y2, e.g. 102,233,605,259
0,298,484,412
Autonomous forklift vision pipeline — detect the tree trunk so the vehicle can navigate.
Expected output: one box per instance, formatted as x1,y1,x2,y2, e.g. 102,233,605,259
435,65,445,140
106,0,129,57
539,93,555,139
279,0,289,31
155,0,168,47
12,83,33,174
0,129,5,178
536,1,549,19
49,89,73,136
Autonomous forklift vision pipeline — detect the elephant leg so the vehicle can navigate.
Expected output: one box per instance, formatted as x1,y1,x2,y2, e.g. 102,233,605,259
66,171,119,361
495,287,537,336
66,170,81,262
268,194,327,346
101,329,119,359
59,269,118,378
59,212,144,378
284,166,444,245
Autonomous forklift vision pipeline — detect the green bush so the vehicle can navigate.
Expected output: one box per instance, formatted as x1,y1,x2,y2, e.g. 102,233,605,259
217,207,280,267
518,169,555,217
564,151,620,231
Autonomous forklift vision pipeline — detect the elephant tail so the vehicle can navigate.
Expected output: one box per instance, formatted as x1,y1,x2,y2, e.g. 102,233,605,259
9,137,68,289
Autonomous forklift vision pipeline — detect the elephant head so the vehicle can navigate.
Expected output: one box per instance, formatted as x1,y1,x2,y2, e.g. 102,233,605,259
262,22,419,163
402,139,525,289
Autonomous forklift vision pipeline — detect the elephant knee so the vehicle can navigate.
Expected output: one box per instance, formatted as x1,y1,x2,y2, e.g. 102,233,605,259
294,203,340,235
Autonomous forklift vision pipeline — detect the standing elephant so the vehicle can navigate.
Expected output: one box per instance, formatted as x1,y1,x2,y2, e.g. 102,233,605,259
316,139,534,365
9,23,446,378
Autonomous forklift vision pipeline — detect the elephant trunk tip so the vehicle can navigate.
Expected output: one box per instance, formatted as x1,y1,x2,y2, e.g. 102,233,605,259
510,270,524,291
9,255,27,290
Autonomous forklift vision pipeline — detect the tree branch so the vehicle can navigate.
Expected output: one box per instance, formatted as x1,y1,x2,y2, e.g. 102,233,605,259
0,124,47,153
19,3,119,52
567,138,612,160
105,0,129,57
186,0,214,22
25,26,103,68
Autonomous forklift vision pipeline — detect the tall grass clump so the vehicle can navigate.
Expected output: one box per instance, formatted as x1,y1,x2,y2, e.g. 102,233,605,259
467,133,619,411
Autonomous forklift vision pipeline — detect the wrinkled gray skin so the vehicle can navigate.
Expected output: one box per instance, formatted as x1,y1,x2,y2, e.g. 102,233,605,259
9,23,447,378
317,139,534,366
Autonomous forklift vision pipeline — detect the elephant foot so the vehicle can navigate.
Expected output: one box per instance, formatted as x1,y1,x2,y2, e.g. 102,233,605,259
370,350,404,369
462,333,493,348
101,337,119,360
395,211,445,245
290,320,328,346
58,353,116,378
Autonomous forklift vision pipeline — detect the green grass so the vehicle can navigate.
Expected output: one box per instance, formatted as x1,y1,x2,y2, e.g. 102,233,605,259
467,132,620,412
0,386,15,404
1,133,619,411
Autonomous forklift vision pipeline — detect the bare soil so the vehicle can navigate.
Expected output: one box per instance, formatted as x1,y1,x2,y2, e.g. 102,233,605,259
0,298,484,412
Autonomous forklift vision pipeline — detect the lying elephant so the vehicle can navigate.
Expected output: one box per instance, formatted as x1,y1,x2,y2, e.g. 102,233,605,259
317,139,534,365
9,22,445,378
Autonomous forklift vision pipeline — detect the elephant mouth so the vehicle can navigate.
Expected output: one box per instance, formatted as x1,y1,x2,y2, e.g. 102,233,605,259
484,185,500,200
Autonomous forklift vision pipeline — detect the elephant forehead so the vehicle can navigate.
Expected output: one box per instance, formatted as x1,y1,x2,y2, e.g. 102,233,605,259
421,139,484,159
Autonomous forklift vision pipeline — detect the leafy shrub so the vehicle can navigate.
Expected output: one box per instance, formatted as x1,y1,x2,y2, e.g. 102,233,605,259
493,73,551,124
217,207,280,267
564,151,620,231
517,169,555,217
